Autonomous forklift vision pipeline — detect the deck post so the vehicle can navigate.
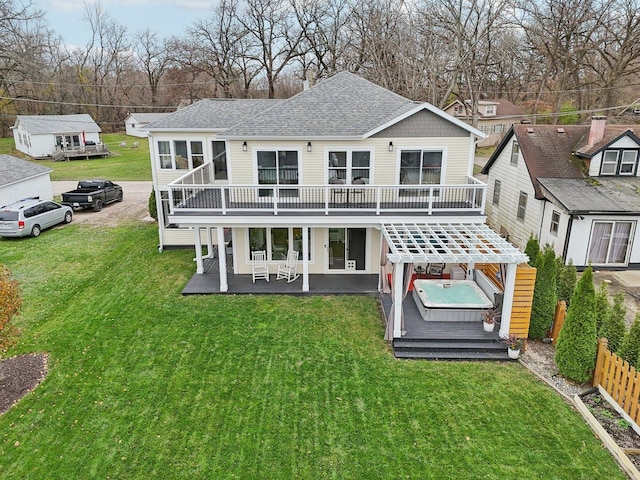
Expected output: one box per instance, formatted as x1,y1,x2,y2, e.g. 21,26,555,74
217,226,228,292
302,227,309,292
466,262,475,280
194,227,204,274
204,227,214,259
499,263,517,338
393,262,404,338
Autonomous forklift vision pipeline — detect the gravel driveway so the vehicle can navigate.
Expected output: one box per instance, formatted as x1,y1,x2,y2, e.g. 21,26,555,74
52,181,154,227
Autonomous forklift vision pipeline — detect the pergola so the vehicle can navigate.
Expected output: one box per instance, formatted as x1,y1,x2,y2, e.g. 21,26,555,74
380,222,529,339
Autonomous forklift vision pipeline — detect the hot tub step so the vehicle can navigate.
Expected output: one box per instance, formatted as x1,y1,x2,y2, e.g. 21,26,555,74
394,350,512,361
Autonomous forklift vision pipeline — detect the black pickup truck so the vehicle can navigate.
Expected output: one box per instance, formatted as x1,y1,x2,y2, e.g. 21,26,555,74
61,180,123,212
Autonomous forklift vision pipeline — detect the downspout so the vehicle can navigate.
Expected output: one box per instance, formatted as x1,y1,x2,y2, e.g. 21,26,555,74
562,216,574,265
538,199,547,241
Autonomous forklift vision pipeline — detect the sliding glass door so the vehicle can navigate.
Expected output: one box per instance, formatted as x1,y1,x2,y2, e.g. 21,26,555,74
587,221,634,265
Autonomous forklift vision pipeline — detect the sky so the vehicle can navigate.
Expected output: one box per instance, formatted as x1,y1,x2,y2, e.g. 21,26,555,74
38,0,212,47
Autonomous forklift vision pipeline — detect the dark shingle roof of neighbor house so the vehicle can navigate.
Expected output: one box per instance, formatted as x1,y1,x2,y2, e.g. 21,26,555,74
482,124,588,199
538,177,640,214
14,114,101,134
489,98,526,117
0,154,51,187
576,126,640,157
144,99,282,130
222,72,420,138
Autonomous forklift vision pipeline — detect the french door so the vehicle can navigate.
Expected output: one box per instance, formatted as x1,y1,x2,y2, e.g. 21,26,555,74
328,228,366,271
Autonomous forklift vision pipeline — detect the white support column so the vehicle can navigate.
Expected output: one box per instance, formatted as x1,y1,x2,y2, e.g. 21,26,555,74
393,262,404,338
204,227,214,259
302,227,309,292
499,263,517,338
194,227,204,274
217,226,228,292
466,262,475,280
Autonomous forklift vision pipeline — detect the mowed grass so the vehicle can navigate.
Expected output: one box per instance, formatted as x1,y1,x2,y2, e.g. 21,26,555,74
0,223,626,479
0,134,151,181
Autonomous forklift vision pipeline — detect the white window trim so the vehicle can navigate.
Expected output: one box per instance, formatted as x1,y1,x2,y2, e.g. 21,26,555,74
517,191,527,221
586,220,636,266
156,138,206,170
395,146,448,186
600,149,639,176
246,227,312,263
550,210,560,236
510,142,519,166
252,147,303,186
324,147,374,184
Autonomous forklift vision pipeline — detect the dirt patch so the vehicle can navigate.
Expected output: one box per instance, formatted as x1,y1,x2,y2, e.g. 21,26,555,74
52,181,155,227
0,353,48,416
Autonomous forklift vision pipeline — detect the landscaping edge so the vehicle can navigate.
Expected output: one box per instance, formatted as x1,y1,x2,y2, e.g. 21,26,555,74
573,393,640,480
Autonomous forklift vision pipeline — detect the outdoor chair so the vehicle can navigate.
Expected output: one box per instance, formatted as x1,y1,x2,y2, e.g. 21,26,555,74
427,263,445,277
251,250,269,283
277,250,300,283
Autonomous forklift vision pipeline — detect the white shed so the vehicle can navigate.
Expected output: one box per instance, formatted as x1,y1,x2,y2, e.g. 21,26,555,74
0,154,53,207
11,114,102,158
125,113,171,138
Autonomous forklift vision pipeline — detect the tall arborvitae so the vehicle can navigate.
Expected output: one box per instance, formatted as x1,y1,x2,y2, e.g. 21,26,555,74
594,282,611,334
557,258,577,306
524,235,541,268
555,266,598,383
619,313,640,368
529,245,557,339
599,292,627,354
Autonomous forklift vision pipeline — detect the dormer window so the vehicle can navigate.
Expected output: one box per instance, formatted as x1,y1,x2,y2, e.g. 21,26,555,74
485,105,496,116
600,150,638,176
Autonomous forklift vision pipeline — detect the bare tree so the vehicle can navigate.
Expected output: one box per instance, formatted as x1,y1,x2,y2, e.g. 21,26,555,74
133,29,172,106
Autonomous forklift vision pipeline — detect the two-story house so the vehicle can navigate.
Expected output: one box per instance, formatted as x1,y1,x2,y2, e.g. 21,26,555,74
482,117,640,269
146,72,528,343
443,98,527,147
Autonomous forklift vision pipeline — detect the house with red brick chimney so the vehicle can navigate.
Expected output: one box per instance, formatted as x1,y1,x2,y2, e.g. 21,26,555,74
482,117,640,269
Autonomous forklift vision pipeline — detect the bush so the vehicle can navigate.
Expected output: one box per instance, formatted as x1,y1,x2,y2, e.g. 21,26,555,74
556,259,576,305
524,235,540,268
620,313,640,367
555,266,597,383
594,282,610,334
599,292,626,354
148,188,157,220
0,264,22,355
529,245,557,339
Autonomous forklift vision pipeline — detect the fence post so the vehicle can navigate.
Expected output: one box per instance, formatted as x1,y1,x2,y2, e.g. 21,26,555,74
593,337,609,387
551,301,566,346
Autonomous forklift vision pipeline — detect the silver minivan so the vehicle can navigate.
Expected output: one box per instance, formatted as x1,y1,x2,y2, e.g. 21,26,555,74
0,198,73,238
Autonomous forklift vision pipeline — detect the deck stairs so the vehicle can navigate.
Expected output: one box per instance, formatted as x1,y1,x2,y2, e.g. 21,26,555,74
392,321,513,361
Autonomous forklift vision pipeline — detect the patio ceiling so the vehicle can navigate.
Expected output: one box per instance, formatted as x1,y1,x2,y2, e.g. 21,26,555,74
381,222,529,265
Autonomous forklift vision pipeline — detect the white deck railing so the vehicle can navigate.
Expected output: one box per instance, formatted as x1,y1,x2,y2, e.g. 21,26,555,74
168,165,486,216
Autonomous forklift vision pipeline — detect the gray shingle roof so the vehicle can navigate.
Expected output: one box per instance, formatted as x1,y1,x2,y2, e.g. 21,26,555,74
538,177,640,214
127,112,172,123
222,72,419,138
0,154,51,187
145,99,282,130
14,114,101,134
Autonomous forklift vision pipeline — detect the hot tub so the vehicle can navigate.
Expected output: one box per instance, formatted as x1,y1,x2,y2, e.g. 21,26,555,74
412,279,494,322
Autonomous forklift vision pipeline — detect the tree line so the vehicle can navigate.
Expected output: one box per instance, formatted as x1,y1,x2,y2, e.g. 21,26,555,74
1,0,640,135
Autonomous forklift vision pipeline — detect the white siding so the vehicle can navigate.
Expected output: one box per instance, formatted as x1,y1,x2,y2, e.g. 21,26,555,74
538,204,570,258
0,174,53,207
485,137,541,249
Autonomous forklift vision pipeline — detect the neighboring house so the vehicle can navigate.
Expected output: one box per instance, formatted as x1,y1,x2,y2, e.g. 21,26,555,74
443,98,527,147
11,114,106,159
146,72,528,340
0,154,53,207
125,112,172,137
482,117,640,269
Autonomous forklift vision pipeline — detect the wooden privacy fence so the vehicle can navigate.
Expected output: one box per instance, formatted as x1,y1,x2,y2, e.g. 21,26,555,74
593,338,640,426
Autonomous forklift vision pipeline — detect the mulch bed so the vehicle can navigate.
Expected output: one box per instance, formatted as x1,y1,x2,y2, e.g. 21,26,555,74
0,353,48,416
581,390,640,470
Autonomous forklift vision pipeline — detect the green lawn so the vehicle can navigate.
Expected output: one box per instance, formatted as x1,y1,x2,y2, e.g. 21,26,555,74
0,134,151,181
0,223,626,479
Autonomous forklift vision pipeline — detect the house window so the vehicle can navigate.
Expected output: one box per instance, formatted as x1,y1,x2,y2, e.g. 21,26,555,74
480,125,489,134
249,227,309,260
492,124,505,134
328,150,371,184
510,142,519,166
158,141,172,169
550,210,560,236
492,180,501,206
399,150,443,195
485,105,496,115
191,141,204,168
212,141,228,180
517,191,527,221
257,150,299,197
588,221,634,265
601,150,638,175
174,141,188,169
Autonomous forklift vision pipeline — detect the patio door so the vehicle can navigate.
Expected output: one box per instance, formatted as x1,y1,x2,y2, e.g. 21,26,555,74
587,221,635,266
328,228,366,271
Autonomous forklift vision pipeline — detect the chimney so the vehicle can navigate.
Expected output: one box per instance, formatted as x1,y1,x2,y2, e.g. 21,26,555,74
303,79,310,91
587,116,606,148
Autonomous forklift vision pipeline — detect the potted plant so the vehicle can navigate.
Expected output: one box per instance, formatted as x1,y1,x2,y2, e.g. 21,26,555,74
482,308,497,332
504,334,524,359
